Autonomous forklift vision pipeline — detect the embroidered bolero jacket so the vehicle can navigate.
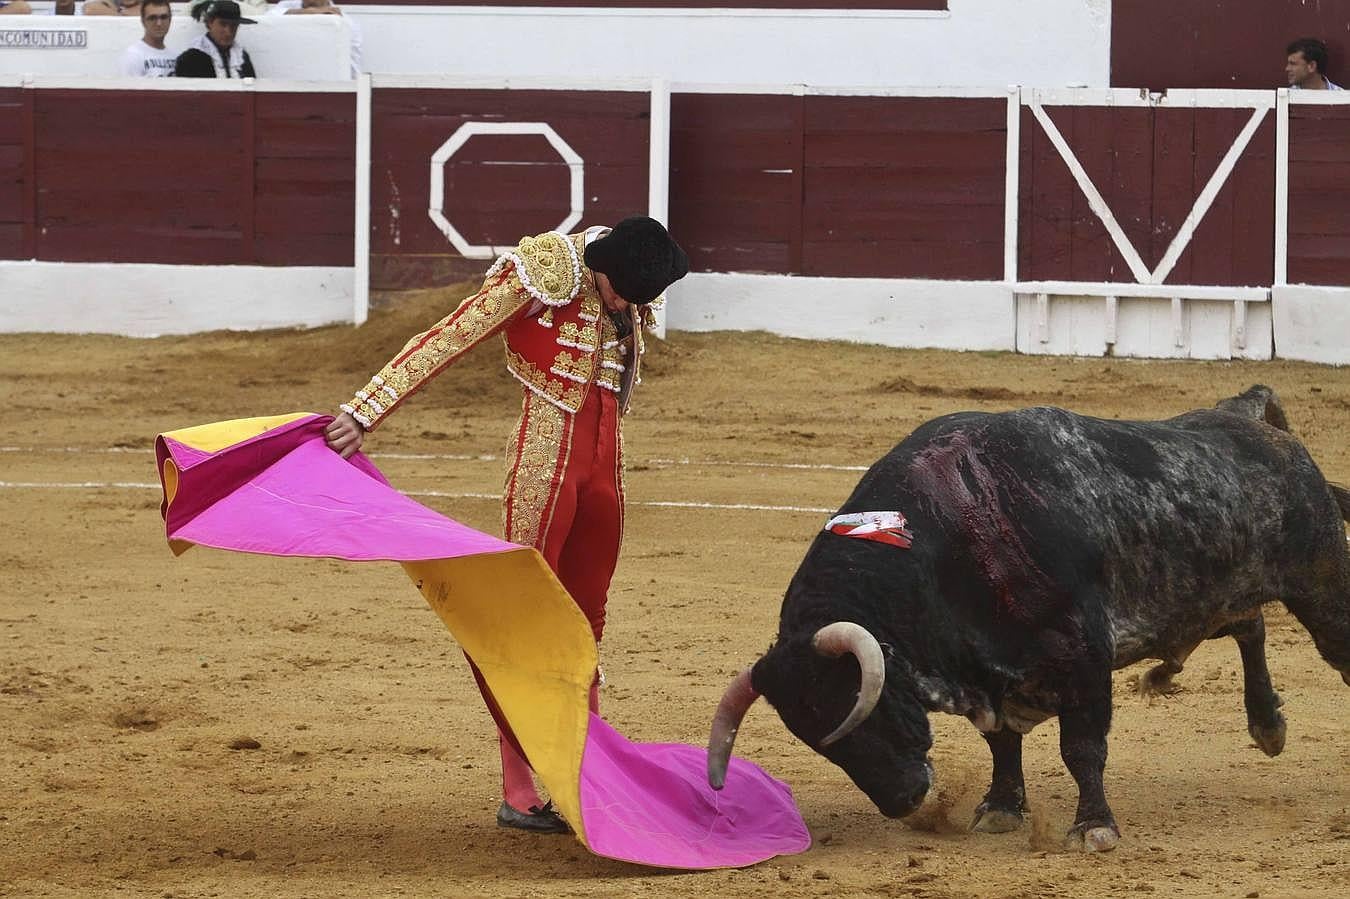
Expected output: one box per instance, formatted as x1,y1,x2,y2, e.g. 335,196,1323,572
342,229,658,431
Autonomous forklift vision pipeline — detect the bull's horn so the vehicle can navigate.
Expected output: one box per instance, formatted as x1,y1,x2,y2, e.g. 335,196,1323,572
812,621,886,747
707,667,760,790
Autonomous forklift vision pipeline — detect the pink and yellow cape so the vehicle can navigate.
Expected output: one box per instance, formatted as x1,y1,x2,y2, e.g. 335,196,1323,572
155,412,810,869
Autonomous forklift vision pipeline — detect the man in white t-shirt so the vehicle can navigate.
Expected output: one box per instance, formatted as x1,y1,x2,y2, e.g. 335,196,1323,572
271,0,363,78
119,0,176,77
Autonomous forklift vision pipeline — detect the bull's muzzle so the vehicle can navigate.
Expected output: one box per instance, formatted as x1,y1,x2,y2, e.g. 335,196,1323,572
871,762,933,818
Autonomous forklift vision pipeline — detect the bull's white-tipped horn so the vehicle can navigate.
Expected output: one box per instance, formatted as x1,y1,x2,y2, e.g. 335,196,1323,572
813,621,886,747
707,667,760,790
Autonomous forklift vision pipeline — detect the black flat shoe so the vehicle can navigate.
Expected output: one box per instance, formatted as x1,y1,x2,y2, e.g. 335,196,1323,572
496,800,572,834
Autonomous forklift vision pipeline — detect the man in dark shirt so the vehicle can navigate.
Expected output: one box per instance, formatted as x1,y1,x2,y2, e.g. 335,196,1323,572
175,0,257,79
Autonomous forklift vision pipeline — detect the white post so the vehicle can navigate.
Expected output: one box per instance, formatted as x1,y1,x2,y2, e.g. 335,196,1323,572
1003,85,1020,284
648,76,672,339
1274,87,1290,287
353,72,372,327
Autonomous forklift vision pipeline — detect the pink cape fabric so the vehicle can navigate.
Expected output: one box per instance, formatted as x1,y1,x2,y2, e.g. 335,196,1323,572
155,414,811,869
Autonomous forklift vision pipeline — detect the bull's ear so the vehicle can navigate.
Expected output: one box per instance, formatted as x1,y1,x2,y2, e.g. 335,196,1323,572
747,656,768,693
747,642,792,701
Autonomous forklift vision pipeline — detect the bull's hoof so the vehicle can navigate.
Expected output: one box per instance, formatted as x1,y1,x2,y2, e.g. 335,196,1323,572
1066,823,1120,853
1248,714,1287,757
971,805,1024,833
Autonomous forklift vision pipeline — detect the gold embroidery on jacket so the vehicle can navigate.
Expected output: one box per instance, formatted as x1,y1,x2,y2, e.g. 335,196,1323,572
550,350,591,384
503,395,568,549
344,270,527,429
595,311,633,395
486,231,582,307
506,350,586,412
578,296,601,323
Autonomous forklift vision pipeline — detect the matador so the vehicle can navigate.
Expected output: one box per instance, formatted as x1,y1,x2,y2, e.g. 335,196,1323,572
324,216,690,833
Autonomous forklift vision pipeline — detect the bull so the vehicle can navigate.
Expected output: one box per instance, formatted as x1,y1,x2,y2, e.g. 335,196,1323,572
707,386,1350,851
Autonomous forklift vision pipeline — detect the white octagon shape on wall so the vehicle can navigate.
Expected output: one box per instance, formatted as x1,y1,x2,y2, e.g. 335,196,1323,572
428,121,585,260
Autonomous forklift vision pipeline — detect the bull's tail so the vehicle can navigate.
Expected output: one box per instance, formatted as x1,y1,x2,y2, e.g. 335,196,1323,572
1215,384,1292,433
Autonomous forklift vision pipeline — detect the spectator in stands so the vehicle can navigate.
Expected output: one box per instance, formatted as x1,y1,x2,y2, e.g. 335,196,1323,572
83,0,119,14
0,0,33,14
119,0,175,77
176,0,258,79
270,0,364,78
1286,38,1343,91
190,0,267,21
117,0,142,15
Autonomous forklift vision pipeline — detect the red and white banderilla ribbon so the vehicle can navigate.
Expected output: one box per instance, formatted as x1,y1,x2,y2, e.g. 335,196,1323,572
824,511,914,549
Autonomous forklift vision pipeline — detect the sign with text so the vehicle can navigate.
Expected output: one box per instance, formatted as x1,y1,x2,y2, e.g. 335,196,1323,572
0,30,88,50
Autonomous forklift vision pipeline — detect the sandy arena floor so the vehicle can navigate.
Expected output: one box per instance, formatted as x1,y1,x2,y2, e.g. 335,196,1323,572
2,287,1348,898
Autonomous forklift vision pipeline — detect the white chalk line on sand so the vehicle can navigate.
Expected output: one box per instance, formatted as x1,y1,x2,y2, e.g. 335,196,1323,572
0,445,868,472
0,481,835,515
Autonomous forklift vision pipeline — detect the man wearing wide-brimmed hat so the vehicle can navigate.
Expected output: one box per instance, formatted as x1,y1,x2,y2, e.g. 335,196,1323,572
325,217,690,833
175,0,258,79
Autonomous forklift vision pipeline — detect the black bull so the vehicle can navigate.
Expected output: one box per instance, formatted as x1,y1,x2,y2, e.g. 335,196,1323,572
707,386,1350,851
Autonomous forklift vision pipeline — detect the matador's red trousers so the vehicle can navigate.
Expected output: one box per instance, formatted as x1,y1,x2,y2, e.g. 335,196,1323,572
474,386,624,810
503,386,624,642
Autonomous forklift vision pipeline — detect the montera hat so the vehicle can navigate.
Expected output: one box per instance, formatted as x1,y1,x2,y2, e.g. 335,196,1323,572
583,216,690,305
203,0,256,23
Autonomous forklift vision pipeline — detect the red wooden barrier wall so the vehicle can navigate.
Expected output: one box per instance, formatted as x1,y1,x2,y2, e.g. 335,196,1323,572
1289,104,1350,286
4,85,1349,291
0,88,30,261
670,93,1006,280
1112,0,1347,91
1019,105,1274,287
803,97,1004,279
0,90,353,267
669,93,801,275
369,88,650,289
254,93,357,267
